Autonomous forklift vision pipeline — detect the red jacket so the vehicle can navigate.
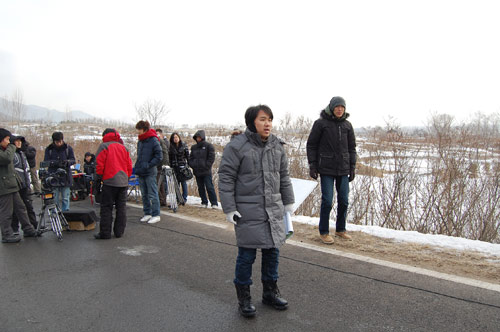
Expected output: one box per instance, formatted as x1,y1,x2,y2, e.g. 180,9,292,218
96,131,133,187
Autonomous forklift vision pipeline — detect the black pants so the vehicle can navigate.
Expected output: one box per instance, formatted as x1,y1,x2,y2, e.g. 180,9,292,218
99,185,127,238
12,187,38,231
0,192,35,239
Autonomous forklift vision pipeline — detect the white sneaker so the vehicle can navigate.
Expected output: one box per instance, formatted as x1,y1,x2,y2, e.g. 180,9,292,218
140,215,152,222
148,216,161,224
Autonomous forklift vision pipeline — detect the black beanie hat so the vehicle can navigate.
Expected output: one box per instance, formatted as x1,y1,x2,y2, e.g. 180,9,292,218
0,128,12,142
329,96,346,110
52,131,64,142
102,128,116,137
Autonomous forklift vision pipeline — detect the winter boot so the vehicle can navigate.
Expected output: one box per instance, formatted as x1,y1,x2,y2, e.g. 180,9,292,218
235,284,256,317
2,235,21,243
262,280,288,310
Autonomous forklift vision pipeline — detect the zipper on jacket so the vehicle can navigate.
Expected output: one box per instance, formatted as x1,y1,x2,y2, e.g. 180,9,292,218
338,125,341,141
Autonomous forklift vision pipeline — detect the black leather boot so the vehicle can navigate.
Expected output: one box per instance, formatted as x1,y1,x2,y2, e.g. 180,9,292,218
262,280,288,310
235,284,256,317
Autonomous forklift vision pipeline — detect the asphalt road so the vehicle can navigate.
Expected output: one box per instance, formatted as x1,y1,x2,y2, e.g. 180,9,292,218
1,199,499,332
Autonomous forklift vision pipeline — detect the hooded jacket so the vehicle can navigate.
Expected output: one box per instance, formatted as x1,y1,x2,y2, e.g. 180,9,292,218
83,153,96,176
96,131,133,187
13,147,31,190
218,129,295,249
0,144,20,196
43,142,76,187
135,129,162,177
189,130,215,177
306,105,357,176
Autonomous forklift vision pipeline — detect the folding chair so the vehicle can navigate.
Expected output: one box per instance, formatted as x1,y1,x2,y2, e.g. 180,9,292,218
127,168,141,202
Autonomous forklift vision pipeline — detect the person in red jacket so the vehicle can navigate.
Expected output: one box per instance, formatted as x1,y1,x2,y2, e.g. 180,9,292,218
94,128,133,239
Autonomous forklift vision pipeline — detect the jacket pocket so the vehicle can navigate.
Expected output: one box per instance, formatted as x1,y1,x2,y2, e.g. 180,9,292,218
1,175,18,192
319,153,333,169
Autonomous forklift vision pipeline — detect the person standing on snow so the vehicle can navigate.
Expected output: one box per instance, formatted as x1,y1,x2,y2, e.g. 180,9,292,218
94,128,133,239
135,121,163,224
168,132,190,203
189,129,218,208
306,96,357,244
218,105,295,318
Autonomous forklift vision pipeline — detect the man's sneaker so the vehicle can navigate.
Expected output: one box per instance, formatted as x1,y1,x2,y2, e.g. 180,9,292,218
319,234,335,245
202,204,208,208
140,215,152,222
148,216,161,224
211,204,218,209
335,231,352,240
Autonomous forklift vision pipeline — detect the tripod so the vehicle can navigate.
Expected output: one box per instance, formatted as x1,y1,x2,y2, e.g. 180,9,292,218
37,191,70,241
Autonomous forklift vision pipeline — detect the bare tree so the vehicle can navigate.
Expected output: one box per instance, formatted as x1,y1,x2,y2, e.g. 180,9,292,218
135,99,170,127
2,89,25,127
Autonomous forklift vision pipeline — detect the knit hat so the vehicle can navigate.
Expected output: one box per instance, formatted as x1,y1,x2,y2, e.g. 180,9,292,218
52,131,64,142
329,96,346,110
0,128,12,142
102,128,116,137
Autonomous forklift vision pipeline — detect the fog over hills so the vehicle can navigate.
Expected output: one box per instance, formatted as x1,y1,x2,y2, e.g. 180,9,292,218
0,97,96,123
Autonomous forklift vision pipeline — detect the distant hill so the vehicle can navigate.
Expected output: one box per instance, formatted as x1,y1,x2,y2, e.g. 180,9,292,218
0,97,97,123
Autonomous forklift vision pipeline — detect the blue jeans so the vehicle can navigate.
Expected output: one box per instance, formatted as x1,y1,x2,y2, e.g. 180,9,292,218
179,180,188,201
234,247,279,286
195,175,218,206
138,174,160,217
319,175,349,234
54,186,71,211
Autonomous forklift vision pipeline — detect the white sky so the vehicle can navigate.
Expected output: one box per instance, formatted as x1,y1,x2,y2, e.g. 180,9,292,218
1,0,500,128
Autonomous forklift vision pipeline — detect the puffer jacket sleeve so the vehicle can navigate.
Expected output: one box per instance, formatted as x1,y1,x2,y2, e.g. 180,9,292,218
149,139,163,168
67,146,76,166
218,144,240,213
278,144,295,206
306,119,322,168
347,122,357,171
207,142,215,167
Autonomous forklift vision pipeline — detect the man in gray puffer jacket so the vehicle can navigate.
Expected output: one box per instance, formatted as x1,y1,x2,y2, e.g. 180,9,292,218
218,105,295,318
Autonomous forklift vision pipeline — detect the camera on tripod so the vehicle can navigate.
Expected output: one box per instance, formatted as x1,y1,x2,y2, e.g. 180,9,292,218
39,161,68,190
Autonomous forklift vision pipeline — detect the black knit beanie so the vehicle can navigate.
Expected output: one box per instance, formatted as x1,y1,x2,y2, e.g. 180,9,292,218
102,128,116,137
0,128,12,142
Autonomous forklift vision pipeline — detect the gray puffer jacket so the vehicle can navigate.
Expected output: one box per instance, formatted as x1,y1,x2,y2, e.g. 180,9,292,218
218,129,295,249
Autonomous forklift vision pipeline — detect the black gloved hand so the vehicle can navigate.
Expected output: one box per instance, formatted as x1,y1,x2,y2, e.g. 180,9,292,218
349,169,355,182
309,167,318,180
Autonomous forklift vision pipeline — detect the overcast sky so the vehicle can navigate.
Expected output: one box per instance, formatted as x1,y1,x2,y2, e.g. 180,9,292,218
1,0,499,128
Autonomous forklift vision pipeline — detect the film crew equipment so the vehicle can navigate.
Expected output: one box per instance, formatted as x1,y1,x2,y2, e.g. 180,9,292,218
37,161,70,240
158,165,184,212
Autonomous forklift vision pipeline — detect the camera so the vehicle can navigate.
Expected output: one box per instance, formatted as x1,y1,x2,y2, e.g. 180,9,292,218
39,161,68,190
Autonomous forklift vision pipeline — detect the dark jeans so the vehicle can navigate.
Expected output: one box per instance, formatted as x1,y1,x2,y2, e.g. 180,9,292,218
319,175,349,235
12,187,38,231
234,247,280,286
99,185,127,238
0,192,36,239
138,174,160,217
179,180,188,201
195,175,218,206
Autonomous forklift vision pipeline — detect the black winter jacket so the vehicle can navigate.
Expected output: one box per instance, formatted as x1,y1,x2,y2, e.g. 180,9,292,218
169,141,189,169
189,130,215,177
306,110,357,176
43,143,76,187
84,154,96,176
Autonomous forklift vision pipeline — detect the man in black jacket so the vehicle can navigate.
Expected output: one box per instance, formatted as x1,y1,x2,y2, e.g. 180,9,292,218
189,130,218,208
22,138,41,194
306,96,357,244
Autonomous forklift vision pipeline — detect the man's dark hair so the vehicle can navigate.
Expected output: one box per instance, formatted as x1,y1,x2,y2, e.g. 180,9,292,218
135,120,150,131
244,105,273,133
155,128,163,134
102,128,116,137
52,131,64,142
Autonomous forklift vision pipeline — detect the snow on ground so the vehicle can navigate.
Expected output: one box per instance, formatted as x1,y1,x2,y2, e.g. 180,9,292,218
292,215,500,258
